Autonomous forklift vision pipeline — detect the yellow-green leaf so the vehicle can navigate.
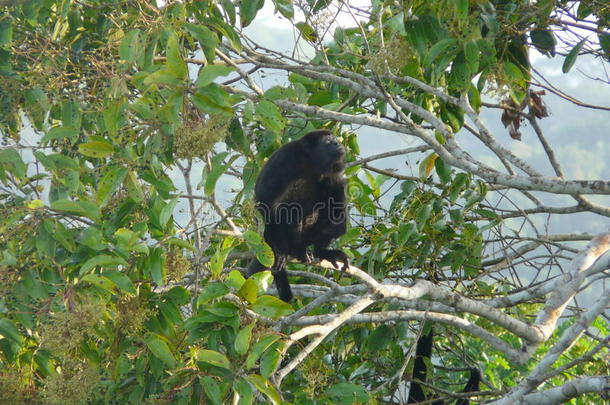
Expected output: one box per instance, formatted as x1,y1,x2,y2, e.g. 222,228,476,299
197,349,231,369
166,32,187,79
251,296,293,319
419,153,438,179
78,141,114,158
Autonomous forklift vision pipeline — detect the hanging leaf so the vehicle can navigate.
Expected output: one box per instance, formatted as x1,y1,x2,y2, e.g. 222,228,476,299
562,38,585,73
166,31,187,79
530,29,556,56
419,153,438,179
240,0,264,28
119,29,141,64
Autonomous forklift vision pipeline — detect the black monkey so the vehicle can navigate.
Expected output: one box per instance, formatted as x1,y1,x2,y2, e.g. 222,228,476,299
407,327,434,404
455,368,480,405
247,129,349,302
408,326,480,405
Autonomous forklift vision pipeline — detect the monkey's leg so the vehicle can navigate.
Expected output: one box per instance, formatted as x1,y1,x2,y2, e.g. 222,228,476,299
272,256,293,302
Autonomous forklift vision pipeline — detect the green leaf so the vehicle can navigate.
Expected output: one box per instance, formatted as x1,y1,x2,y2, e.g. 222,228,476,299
530,29,556,55
264,86,297,101
260,341,282,378
225,270,246,290
201,376,222,405
78,141,114,158
192,85,235,116
311,0,332,13
51,199,102,221
78,254,128,276
295,22,317,42
468,84,481,112
141,170,175,195
562,38,586,73
243,230,274,267
195,65,236,88
115,228,149,255
272,0,294,19
251,296,293,319
323,383,369,403
245,334,281,369
24,87,50,130
248,271,274,295
416,203,433,230
236,278,258,304
197,282,230,305
96,166,128,206
456,0,468,21
129,98,153,119
209,237,236,278
450,172,470,203
119,29,141,63
124,170,145,202
464,40,479,74
240,0,264,28
254,100,285,132
235,323,255,355
0,148,26,180
243,375,281,405
435,158,451,184
102,271,136,294
146,247,165,286
233,378,254,405
61,100,82,130
576,2,593,19
159,197,178,227
197,349,231,369
145,334,176,368
423,38,458,67
143,69,181,86
0,19,13,46
503,61,526,85
0,319,23,345
205,154,238,196
365,324,394,354
166,31,187,79
103,99,126,136
41,126,78,145
183,24,218,63
215,20,243,52
81,273,116,292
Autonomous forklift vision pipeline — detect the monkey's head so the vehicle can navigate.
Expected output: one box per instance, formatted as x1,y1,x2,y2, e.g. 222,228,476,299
301,130,345,174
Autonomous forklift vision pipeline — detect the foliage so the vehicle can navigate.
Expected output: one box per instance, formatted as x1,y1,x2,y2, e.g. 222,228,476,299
0,0,608,404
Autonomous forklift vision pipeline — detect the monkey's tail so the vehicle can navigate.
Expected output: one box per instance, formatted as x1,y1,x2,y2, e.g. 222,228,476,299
247,259,293,302
408,325,434,403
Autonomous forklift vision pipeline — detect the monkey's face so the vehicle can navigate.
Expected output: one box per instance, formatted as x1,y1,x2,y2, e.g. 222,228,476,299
309,134,345,174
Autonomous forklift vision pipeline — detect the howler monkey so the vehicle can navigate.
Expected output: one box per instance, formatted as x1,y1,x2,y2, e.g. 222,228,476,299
408,326,480,405
247,129,349,302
